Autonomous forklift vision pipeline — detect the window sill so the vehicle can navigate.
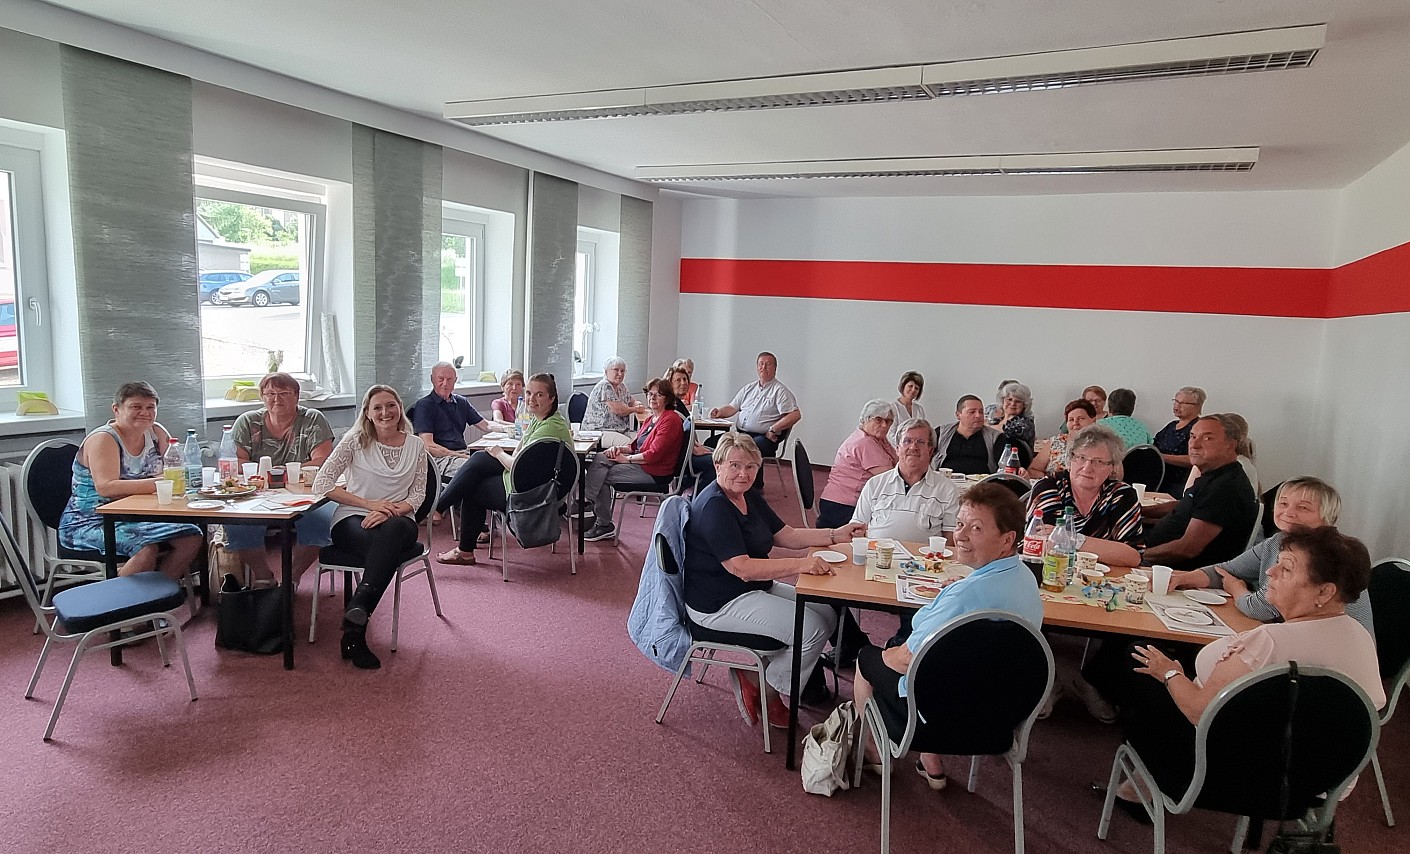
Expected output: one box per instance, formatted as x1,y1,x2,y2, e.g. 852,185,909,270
0,409,87,438
204,394,358,421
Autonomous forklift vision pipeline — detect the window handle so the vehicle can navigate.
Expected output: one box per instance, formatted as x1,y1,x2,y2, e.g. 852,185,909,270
26,297,41,327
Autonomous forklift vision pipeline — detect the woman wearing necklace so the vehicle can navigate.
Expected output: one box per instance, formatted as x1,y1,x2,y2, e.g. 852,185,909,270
227,372,336,585
311,385,427,670
1101,526,1385,822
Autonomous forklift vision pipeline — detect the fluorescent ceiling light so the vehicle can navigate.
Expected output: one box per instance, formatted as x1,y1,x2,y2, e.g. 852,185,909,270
632,148,1259,182
444,25,1323,126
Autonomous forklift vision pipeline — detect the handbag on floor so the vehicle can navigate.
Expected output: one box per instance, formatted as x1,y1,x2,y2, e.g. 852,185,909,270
215,578,286,655
507,441,566,549
801,700,857,796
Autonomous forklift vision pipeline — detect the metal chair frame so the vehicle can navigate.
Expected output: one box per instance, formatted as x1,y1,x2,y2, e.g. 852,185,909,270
979,472,1033,503
610,418,694,541
487,438,580,582
762,427,792,487
309,457,444,649
1122,444,1166,491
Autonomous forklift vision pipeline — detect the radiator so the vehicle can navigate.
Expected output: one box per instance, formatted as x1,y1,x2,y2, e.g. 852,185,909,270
0,461,49,598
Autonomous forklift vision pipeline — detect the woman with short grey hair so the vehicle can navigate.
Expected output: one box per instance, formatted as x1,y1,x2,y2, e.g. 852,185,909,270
817,399,899,528
1026,424,1143,566
994,381,1036,447
582,355,642,447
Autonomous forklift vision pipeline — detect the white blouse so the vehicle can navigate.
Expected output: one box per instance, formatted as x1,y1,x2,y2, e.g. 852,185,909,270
313,430,428,528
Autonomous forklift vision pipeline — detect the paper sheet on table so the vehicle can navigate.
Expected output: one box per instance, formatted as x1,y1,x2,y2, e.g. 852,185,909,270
1145,594,1235,637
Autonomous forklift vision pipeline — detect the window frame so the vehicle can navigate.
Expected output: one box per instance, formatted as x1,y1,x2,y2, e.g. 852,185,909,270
439,210,488,373
574,234,598,377
0,141,55,402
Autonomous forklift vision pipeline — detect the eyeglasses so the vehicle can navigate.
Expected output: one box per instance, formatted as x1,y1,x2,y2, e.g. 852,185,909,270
899,437,933,448
262,391,295,400
646,392,663,399
1070,453,1114,468
1172,398,1198,406
722,460,760,473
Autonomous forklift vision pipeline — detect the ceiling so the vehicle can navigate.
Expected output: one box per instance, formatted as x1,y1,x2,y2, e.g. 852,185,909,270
36,0,1410,198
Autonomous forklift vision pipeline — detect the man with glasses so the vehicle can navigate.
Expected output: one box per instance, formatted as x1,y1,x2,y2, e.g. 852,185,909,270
227,371,336,584
1154,386,1205,494
413,361,488,478
851,419,961,544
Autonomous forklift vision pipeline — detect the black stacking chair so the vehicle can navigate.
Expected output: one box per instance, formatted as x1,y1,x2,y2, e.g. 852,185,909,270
993,436,1033,471
488,438,579,581
21,440,113,625
1368,557,1410,826
567,392,588,425
980,473,1032,502
1260,481,1283,539
792,440,816,526
1122,444,1165,491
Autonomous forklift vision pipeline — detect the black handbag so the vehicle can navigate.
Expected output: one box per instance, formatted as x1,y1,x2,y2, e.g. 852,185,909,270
507,440,566,549
1266,662,1340,854
215,581,287,655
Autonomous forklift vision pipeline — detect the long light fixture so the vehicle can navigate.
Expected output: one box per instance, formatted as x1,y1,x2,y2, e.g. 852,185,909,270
444,25,1324,126
632,148,1259,182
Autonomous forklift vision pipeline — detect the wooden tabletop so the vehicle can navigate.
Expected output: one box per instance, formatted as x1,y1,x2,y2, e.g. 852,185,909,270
796,543,1259,645
96,485,326,521
692,418,736,431
468,433,597,455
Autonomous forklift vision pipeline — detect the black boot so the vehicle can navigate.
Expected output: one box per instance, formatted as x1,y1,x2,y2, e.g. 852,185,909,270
344,581,377,627
340,621,381,670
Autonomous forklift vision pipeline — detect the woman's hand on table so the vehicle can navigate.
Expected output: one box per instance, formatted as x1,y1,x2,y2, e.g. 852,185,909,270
800,555,835,576
1215,568,1250,599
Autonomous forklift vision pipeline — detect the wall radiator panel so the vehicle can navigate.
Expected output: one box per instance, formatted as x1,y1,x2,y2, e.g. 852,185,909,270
0,461,50,597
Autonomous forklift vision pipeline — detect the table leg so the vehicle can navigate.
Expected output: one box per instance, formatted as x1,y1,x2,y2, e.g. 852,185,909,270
577,460,586,555
785,595,806,769
195,522,211,605
104,516,122,666
281,519,295,670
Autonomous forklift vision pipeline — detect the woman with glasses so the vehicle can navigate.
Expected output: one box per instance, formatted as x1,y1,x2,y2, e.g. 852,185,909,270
226,372,337,584
1026,425,1143,566
816,399,899,529
1154,386,1205,494
581,378,686,542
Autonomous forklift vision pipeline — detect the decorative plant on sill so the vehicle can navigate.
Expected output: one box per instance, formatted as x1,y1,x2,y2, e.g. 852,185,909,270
267,349,284,373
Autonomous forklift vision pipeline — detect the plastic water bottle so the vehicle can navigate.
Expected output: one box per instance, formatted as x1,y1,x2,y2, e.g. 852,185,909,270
162,438,186,494
1040,509,1072,592
1061,507,1080,585
183,429,202,495
514,394,528,438
691,398,704,420
217,425,239,481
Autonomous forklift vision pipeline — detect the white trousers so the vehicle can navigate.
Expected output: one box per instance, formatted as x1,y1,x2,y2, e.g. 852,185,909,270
688,582,836,697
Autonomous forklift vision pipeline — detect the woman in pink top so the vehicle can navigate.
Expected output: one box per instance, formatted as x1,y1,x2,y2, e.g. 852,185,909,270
816,399,899,529
490,369,525,424
1104,526,1384,821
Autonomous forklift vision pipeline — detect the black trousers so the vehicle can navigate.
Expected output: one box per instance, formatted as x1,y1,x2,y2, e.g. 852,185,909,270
816,498,854,530
437,451,509,550
331,515,419,619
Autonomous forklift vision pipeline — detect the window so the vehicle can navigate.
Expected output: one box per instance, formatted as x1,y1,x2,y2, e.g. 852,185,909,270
573,237,597,376
193,165,327,387
0,141,54,398
439,214,486,371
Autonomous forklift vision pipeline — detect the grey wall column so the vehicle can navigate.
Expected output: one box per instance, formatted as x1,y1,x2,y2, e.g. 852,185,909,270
351,127,443,400
617,195,654,386
524,173,578,387
61,46,204,431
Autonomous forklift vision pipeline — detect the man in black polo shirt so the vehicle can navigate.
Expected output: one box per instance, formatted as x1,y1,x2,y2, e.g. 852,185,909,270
412,361,487,477
1141,413,1257,570
932,395,1002,475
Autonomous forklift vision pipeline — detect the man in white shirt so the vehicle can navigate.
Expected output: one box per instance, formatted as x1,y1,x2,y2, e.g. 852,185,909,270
852,419,961,543
709,351,800,489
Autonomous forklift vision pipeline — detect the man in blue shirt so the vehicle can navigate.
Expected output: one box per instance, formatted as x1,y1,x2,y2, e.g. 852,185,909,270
853,482,1042,790
413,362,487,476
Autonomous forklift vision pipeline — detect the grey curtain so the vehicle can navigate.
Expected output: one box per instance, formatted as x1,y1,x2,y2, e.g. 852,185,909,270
61,47,203,432
352,127,443,400
617,195,654,386
524,173,578,386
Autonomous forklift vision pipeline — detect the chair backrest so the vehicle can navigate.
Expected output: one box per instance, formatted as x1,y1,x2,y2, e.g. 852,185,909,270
979,472,1031,502
769,427,792,460
1368,557,1410,720
1246,499,1264,549
992,435,1033,469
1121,444,1165,490
653,531,679,577
792,440,815,520
414,455,438,531
509,437,579,500
567,392,588,424
0,510,52,624
666,417,694,489
905,610,1053,760
21,439,80,533
1260,481,1283,539
1180,664,1379,819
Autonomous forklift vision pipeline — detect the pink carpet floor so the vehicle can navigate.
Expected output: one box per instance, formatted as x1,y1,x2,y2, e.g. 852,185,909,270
0,467,1403,853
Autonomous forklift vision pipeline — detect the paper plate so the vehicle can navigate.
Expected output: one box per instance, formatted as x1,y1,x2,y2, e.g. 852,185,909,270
921,548,954,559
1166,607,1214,626
186,500,224,510
1183,589,1229,605
912,584,941,600
816,550,846,564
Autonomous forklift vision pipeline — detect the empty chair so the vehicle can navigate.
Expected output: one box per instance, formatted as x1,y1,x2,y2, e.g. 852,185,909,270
980,473,1032,502
792,440,816,527
1097,664,1379,854
1367,557,1410,826
488,437,580,581
309,458,444,650
566,392,588,425
20,439,112,622
0,513,196,741
652,531,785,754
1122,444,1165,491
852,610,1052,854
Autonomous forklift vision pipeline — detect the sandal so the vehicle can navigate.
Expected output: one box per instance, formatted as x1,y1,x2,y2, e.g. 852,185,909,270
437,548,477,566
915,759,948,791
477,531,490,545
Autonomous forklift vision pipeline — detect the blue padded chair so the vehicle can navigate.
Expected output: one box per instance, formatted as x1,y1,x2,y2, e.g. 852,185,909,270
20,439,114,630
0,513,197,741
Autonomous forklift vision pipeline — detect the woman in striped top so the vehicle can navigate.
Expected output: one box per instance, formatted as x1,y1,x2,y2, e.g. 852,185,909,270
1025,424,1143,566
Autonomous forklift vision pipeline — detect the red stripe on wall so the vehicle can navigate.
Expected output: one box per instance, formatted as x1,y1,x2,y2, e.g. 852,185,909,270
1328,241,1410,318
680,258,1332,318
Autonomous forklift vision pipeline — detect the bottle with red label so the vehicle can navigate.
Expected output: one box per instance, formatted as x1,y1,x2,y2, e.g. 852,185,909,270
1021,508,1045,579
1002,444,1023,476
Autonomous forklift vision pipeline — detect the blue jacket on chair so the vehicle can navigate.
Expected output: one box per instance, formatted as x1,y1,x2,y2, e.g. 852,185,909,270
627,496,692,674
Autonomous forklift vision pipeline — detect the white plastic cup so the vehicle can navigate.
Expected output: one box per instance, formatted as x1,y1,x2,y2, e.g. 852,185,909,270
286,462,302,487
241,462,260,479
258,455,273,477
1133,483,1148,502
1076,551,1099,573
570,422,583,433
155,479,174,504
202,467,217,489
851,537,868,566
1151,565,1173,597
929,536,946,554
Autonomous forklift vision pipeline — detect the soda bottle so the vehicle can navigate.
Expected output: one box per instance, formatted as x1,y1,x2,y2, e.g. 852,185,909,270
183,429,202,495
1040,509,1072,592
162,438,186,494
1002,444,1022,476
1021,508,1046,580
217,425,239,481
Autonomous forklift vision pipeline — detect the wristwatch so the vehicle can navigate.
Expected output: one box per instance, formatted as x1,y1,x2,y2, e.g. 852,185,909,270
1162,669,1182,684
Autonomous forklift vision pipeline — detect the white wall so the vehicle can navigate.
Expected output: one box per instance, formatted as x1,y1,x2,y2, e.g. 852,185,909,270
647,195,683,378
